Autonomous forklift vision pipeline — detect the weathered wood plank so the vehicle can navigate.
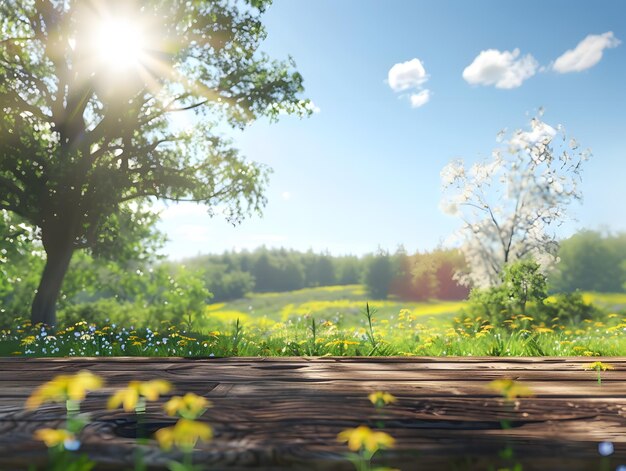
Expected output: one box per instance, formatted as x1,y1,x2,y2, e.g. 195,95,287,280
1,357,625,470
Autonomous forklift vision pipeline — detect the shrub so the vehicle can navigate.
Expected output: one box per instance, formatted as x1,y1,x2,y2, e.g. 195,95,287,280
542,291,603,324
465,259,548,323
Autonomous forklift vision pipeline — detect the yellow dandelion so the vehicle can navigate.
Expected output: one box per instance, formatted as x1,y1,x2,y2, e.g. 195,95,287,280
20,336,36,346
585,361,615,385
26,371,103,410
585,361,614,372
164,393,212,419
107,380,171,412
487,379,533,401
155,418,212,451
533,326,554,334
34,428,76,448
337,425,395,454
368,391,397,408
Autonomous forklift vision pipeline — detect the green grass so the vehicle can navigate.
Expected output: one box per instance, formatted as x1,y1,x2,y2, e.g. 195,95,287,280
2,286,626,358
200,284,465,328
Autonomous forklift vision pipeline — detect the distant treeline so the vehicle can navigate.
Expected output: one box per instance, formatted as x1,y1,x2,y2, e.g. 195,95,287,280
1,230,625,325
178,247,471,302
550,230,626,293
175,230,626,303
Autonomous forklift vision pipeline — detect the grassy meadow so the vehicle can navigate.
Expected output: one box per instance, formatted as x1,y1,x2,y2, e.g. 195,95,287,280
3,285,626,358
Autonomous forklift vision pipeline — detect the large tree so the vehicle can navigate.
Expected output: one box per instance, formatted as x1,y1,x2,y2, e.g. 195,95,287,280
0,0,310,325
440,112,590,287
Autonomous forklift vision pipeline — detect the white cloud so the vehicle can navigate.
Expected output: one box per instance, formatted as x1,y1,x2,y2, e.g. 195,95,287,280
387,58,431,108
410,90,431,108
388,58,428,92
462,48,538,89
553,32,621,73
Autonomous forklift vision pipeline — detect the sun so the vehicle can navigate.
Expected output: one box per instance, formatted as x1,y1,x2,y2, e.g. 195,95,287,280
93,17,146,71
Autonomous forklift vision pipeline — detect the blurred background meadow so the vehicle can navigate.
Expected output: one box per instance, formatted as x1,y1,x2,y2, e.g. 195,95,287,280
1,0,625,357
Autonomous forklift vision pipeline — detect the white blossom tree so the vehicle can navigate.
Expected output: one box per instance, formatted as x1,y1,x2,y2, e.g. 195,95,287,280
440,112,591,287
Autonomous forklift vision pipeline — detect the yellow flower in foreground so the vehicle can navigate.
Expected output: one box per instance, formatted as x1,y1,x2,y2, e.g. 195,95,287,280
107,380,171,412
585,361,615,385
164,393,212,419
584,361,615,372
368,391,397,408
34,428,76,448
337,425,395,454
26,371,103,410
155,418,213,451
487,379,533,401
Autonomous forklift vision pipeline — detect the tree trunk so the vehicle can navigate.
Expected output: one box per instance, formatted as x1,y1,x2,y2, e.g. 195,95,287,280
31,240,75,327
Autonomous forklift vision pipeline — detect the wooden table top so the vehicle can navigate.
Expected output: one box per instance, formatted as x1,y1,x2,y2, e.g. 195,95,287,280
1,356,625,470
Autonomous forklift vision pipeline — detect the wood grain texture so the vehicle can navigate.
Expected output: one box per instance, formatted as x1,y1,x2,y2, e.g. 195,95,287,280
0,357,625,470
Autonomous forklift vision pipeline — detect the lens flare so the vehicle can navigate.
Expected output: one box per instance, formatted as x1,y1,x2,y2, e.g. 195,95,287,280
94,18,145,71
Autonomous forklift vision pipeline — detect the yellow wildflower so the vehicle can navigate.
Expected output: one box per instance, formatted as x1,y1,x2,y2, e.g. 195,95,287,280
20,336,36,346
34,428,76,448
487,379,533,401
585,361,615,385
107,380,171,412
164,393,212,419
26,371,103,410
368,391,397,408
584,361,614,372
155,418,212,451
533,326,553,334
337,425,395,454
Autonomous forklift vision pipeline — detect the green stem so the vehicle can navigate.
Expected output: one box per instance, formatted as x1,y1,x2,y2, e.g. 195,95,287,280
184,450,193,469
135,399,147,471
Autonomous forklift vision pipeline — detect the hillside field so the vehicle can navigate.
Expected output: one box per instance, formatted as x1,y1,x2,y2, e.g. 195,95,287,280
201,285,466,328
200,285,626,329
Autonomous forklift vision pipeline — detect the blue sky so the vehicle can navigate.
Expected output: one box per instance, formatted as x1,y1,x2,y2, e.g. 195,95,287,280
158,0,626,259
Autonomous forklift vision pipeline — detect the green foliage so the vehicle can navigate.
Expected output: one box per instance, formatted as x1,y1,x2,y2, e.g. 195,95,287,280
183,248,362,296
58,299,141,328
467,259,548,323
542,291,602,325
161,267,212,330
551,230,626,293
0,210,44,323
393,248,469,301
364,251,395,299
201,266,255,302
501,259,548,314
466,286,510,322
0,0,309,324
